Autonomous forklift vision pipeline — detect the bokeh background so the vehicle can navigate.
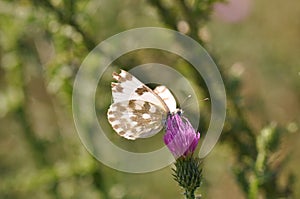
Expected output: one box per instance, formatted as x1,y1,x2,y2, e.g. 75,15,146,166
0,0,299,198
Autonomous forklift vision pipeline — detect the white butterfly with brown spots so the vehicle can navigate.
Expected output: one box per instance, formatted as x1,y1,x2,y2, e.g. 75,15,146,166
107,70,178,140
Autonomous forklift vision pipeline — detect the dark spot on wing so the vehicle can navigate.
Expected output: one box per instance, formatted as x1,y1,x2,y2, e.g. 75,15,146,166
128,100,136,109
113,125,120,129
117,105,126,112
135,86,148,95
143,102,150,110
125,72,132,80
108,117,116,122
112,83,123,92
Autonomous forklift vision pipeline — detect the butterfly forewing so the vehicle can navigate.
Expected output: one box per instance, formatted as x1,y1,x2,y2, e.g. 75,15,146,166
107,100,167,140
111,70,169,112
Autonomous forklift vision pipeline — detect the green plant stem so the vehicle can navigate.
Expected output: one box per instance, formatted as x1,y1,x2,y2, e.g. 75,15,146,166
248,174,259,199
185,189,196,199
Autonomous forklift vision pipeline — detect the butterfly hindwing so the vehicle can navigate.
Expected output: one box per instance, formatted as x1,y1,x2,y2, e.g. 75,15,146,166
107,100,167,140
154,85,177,113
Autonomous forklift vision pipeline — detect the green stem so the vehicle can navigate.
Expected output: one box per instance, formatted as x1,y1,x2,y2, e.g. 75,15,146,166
185,189,195,199
248,174,259,199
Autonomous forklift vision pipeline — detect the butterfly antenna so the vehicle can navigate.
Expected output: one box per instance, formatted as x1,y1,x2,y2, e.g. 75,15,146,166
181,96,210,110
180,95,192,110
182,95,192,106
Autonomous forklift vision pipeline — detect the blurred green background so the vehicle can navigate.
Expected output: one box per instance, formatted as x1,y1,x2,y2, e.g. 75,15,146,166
0,0,299,198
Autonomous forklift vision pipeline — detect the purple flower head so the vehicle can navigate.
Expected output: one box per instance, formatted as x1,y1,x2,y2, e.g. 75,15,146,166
164,113,200,159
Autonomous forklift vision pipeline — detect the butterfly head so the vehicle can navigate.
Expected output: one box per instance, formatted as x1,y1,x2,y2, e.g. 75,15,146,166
168,108,183,116
176,108,183,116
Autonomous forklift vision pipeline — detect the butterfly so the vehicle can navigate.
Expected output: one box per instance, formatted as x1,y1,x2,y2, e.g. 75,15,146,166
107,69,180,140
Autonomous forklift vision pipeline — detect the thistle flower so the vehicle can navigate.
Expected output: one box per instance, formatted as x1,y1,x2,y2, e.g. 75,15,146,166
164,113,202,199
164,113,200,159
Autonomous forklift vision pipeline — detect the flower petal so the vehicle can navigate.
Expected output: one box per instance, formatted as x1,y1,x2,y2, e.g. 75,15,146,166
164,113,200,158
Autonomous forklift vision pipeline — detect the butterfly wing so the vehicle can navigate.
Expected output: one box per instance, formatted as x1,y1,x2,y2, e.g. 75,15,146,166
111,70,169,112
154,85,177,113
107,100,167,140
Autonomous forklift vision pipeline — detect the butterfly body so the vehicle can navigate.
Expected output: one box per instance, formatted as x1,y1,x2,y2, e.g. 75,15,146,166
107,70,178,140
